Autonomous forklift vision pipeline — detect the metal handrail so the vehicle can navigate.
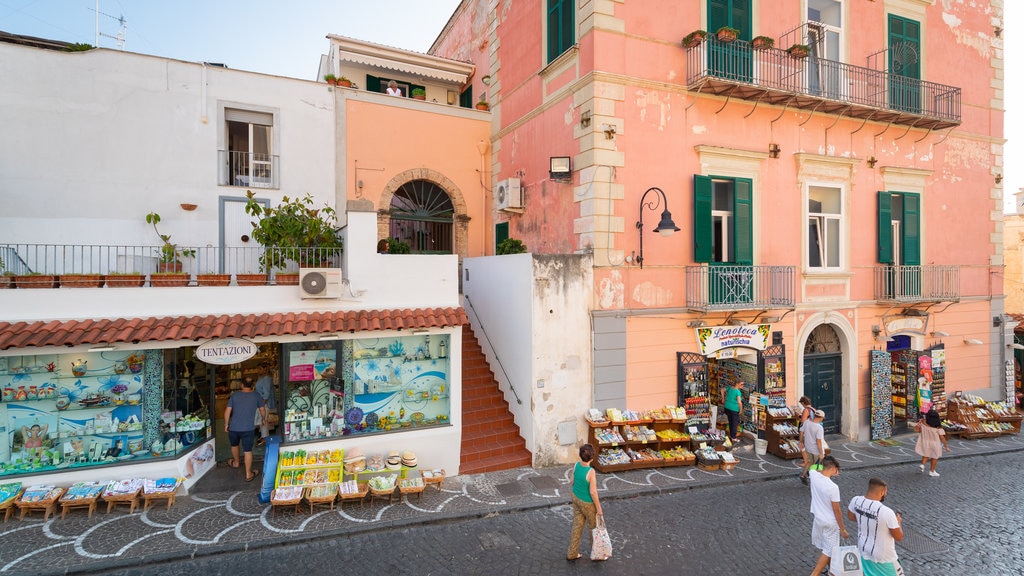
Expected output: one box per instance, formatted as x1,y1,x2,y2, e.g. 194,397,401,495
462,294,523,405
873,265,960,302
685,265,797,311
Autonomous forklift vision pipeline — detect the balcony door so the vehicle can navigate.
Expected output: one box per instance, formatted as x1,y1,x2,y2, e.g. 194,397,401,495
695,175,754,305
878,192,922,299
888,14,921,113
807,1,843,99
226,109,273,188
707,0,752,82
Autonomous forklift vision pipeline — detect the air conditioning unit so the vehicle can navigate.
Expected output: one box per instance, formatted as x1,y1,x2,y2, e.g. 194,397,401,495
496,178,522,211
299,268,343,299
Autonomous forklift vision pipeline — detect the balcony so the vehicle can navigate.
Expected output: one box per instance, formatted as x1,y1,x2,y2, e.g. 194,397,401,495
0,244,342,286
685,36,961,131
873,265,960,303
685,265,796,311
220,150,279,189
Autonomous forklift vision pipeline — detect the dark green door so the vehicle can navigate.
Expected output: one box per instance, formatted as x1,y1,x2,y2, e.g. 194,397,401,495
707,0,752,82
888,14,921,113
804,354,841,435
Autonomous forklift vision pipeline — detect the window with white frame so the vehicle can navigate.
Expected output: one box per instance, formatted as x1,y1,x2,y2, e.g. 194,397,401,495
225,109,276,189
807,185,842,269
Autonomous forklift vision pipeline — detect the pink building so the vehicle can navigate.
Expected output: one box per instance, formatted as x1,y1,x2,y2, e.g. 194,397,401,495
437,0,1007,447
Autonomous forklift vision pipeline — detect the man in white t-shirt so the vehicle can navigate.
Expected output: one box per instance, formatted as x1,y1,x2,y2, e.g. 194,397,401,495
808,455,849,576
799,409,825,484
847,477,905,576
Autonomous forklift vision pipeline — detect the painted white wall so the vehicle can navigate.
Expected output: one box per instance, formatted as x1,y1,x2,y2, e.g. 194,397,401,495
0,43,335,247
462,254,535,453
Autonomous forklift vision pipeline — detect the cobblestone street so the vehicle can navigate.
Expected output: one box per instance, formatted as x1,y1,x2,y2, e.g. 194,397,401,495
6,434,1016,576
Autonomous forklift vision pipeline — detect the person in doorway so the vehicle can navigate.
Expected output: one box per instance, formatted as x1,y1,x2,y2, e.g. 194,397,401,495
847,477,905,576
386,80,402,96
723,380,744,443
254,363,276,446
799,409,826,485
566,443,606,561
224,378,266,481
914,408,949,477
808,455,849,576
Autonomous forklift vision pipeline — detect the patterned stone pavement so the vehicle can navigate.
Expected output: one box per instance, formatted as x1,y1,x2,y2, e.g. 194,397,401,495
1,431,1021,575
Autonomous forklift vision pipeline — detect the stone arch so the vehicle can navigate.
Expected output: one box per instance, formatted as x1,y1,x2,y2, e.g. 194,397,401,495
796,311,859,440
377,168,471,258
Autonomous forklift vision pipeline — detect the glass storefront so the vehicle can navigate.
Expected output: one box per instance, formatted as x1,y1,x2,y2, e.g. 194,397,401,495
0,349,212,478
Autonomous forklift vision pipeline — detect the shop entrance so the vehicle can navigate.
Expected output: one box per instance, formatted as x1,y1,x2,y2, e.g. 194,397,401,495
803,324,842,435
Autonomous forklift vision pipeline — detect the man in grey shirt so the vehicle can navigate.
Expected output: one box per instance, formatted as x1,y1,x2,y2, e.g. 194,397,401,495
224,379,266,481
799,409,825,485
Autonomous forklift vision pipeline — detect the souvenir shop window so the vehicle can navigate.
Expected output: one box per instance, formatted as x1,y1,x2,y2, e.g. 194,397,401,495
0,349,211,478
280,334,451,443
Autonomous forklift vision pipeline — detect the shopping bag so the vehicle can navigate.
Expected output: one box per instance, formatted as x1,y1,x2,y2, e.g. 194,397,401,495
829,545,864,576
590,517,613,560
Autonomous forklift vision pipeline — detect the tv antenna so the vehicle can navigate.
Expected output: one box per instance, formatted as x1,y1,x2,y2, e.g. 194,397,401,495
90,1,127,49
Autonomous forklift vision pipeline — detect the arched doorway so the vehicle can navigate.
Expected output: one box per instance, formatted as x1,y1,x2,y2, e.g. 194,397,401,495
377,169,471,258
388,180,453,254
803,324,842,434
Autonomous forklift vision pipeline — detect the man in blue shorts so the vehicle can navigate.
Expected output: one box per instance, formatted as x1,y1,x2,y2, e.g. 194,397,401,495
224,378,266,481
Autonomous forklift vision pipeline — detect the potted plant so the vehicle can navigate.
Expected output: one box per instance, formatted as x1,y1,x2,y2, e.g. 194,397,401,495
496,238,528,255
14,272,58,289
105,272,146,288
682,29,707,48
475,97,489,111
787,43,811,59
337,76,353,88
0,256,12,289
411,87,426,100
716,26,740,42
323,74,338,86
145,212,196,273
751,35,775,50
234,273,269,286
58,273,105,288
196,271,231,286
243,190,344,278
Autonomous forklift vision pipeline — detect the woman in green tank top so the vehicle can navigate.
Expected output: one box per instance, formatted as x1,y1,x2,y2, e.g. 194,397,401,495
566,443,605,560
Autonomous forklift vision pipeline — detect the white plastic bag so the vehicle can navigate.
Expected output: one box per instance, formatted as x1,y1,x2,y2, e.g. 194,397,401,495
829,545,863,576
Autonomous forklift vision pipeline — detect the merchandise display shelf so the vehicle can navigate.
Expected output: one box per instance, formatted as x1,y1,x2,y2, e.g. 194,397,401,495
764,408,803,460
589,419,702,474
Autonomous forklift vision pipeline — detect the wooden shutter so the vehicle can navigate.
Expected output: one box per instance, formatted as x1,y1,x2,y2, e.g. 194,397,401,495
733,177,753,265
365,75,381,93
460,86,473,108
694,175,713,263
877,192,893,264
708,0,729,32
495,222,509,252
901,192,921,265
730,0,752,39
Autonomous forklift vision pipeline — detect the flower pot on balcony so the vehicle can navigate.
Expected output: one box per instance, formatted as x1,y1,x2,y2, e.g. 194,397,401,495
105,273,146,287
716,27,740,43
787,44,811,59
0,275,14,289
157,262,183,273
751,36,774,50
150,273,191,287
196,274,231,287
59,274,105,288
682,30,707,48
235,273,269,286
274,273,300,286
14,274,58,289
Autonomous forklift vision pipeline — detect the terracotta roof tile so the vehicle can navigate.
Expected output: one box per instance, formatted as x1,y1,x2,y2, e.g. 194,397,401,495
0,307,468,351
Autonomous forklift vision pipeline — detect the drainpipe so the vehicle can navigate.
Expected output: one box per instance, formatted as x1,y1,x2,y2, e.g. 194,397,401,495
476,139,490,255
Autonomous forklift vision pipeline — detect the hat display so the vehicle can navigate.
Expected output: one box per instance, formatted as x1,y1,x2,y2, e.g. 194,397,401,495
386,449,402,470
401,450,417,467
344,447,364,463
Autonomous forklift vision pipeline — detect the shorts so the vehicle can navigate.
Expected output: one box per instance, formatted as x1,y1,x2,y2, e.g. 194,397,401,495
862,558,905,576
228,429,255,452
811,518,840,556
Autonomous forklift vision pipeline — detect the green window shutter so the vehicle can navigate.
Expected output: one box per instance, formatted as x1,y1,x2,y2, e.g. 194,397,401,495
902,192,921,265
460,86,473,108
366,75,381,93
708,0,729,32
560,0,575,52
547,0,574,63
694,175,713,263
495,222,509,252
877,192,893,264
731,0,751,38
733,177,753,265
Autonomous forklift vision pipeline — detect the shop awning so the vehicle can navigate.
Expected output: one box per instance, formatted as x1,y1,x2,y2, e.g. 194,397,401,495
0,307,468,351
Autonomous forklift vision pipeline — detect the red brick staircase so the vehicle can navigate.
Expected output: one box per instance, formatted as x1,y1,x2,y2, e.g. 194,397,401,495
460,324,532,475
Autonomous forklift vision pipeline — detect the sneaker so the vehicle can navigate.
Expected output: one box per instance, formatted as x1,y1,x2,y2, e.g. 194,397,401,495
928,471,940,477
918,464,925,473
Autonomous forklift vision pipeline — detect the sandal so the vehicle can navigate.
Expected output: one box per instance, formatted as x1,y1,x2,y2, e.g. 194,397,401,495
227,458,240,469
246,471,258,482
567,554,582,561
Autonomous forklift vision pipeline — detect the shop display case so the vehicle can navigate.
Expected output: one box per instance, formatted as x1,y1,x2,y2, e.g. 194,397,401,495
947,396,1021,438
764,406,802,459
587,413,704,474
274,448,344,488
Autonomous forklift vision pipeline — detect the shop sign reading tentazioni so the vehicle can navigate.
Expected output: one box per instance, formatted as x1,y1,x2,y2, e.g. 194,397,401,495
195,337,259,365
695,324,771,356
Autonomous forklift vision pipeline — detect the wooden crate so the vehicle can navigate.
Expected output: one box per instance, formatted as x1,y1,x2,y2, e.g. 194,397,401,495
102,489,142,514
16,488,66,521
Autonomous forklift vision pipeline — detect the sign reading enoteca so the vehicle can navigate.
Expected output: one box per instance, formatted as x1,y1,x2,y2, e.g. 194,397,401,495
195,337,258,365
695,324,771,356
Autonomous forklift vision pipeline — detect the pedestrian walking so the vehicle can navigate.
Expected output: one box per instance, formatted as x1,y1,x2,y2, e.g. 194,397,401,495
914,408,949,476
254,363,276,445
799,409,826,484
847,477,905,576
798,396,814,425
566,443,606,561
808,455,849,576
224,378,266,482
723,380,744,443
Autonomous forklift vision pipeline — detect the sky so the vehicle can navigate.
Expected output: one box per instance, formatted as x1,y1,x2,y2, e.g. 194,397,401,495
1,0,1019,211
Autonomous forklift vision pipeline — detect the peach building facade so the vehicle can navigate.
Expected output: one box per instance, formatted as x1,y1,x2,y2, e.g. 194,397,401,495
437,0,1007,444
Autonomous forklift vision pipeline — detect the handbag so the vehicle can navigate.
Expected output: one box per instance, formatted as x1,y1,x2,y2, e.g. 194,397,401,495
829,545,864,576
590,516,613,561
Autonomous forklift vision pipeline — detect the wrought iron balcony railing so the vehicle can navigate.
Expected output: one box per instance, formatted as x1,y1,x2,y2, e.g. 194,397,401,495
685,265,796,311
873,265,960,303
0,244,341,285
685,36,961,131
219,150,279,188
